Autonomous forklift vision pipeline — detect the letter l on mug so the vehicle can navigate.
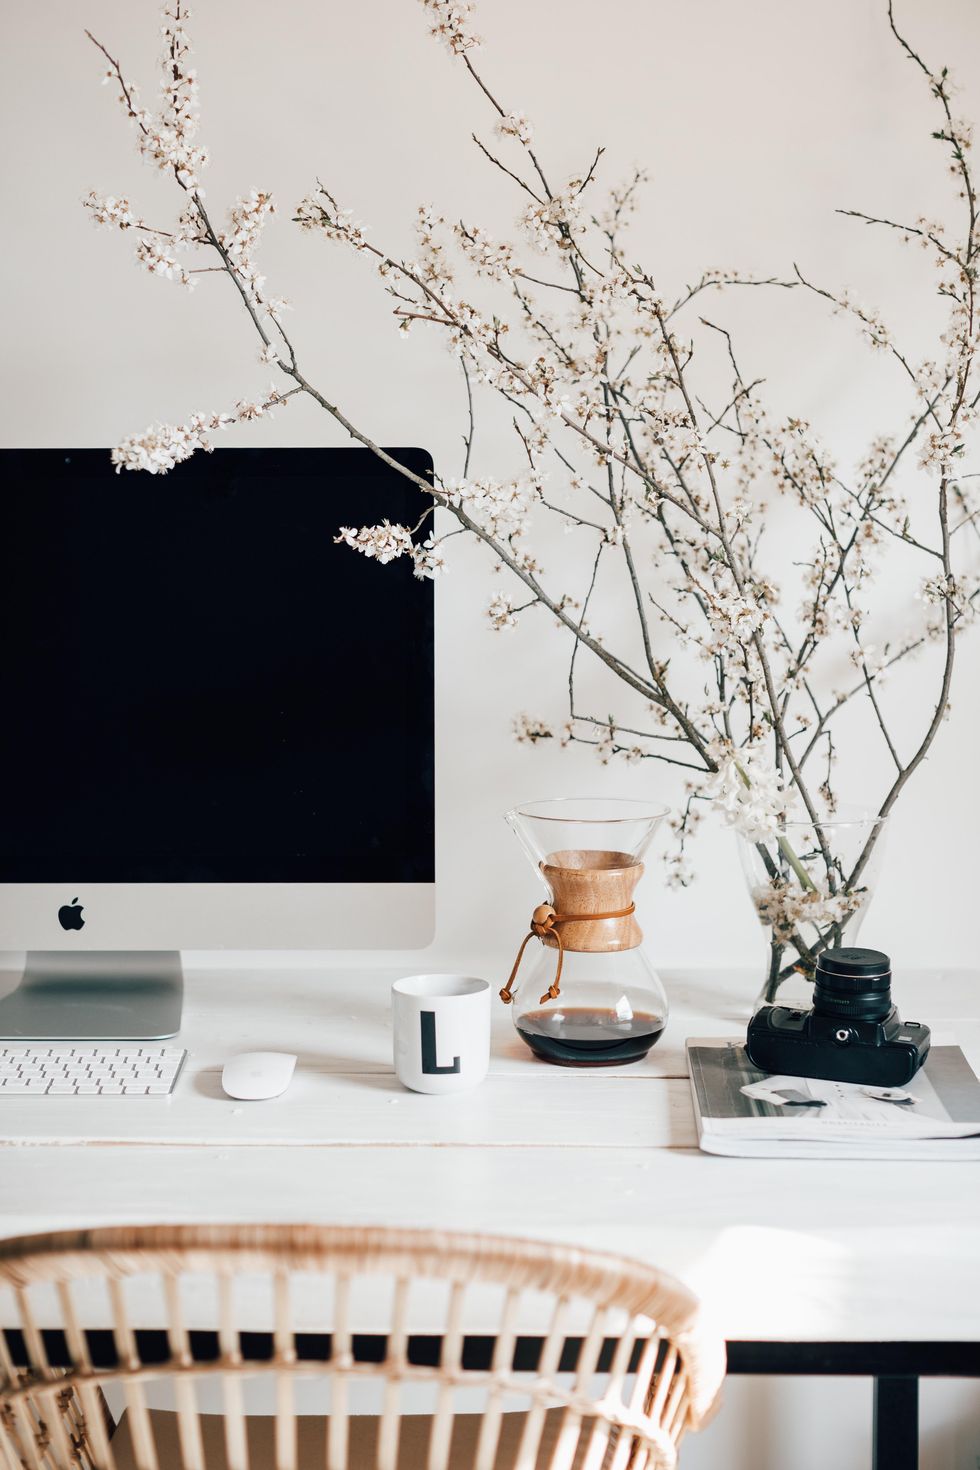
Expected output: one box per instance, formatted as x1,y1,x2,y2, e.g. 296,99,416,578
392,974,491,1094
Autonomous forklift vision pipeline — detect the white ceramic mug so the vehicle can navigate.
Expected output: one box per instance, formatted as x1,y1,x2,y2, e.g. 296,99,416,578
391,974,491,1094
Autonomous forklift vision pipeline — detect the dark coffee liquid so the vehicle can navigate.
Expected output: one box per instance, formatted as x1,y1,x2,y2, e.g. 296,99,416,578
516,1007,666,1067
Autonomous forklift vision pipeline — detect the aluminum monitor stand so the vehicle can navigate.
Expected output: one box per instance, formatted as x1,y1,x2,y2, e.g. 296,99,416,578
0,952,183,1040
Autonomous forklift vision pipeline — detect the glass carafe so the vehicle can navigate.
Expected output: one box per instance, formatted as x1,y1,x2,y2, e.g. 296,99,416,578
502,798,670,1066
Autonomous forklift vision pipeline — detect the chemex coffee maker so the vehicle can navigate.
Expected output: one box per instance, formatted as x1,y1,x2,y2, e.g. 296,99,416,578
500,798,669,1066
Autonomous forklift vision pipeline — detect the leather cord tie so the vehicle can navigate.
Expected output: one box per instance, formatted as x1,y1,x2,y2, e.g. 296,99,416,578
499,901,637,1006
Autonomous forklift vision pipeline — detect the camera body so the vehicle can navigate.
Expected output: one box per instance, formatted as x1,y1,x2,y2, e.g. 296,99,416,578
746,946,931,1086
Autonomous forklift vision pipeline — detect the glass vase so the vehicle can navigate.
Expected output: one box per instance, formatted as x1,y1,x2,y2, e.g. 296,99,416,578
737,812,887,1008
502,797,670,1066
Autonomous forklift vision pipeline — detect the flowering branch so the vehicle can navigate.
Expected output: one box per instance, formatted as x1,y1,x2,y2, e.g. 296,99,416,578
83,0,980,992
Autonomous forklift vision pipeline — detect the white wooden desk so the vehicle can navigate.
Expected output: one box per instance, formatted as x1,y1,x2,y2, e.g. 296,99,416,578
1,965,978,1468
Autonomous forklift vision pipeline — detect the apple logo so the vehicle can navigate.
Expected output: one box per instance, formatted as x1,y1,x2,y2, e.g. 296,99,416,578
58,898,85,932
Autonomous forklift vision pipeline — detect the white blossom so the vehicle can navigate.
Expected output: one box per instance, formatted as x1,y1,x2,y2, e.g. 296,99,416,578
172,204,205,247
112,390,286,474
486,590,518,630
334,523,447,577
594,724,616,764
726,497,753,528
112,411,230,474
411,536,448,579
83,192,137,230
665,855,693,889
497,112,533,146
949,116,974,150
513,713,553,744
919,427,965,475
521,185,585,253
455,223,514,280
220,190,275,281
335,521,414,565
753,881,864,941
295,193,368,249
705,750,786,842
443,474,537,536
135,237,193,286
100,4,209,192
705,587,770,653
917,572,955,605
831,290,892,351
419,0,480,54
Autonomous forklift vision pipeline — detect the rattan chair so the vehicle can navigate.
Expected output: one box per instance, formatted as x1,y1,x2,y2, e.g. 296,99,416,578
0,1224,724,1470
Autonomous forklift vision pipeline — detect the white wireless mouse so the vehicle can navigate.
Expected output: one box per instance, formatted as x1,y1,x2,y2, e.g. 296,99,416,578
221,1051,297,1101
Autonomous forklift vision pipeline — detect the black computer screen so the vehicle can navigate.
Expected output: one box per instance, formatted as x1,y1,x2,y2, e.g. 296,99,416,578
0,447,435,882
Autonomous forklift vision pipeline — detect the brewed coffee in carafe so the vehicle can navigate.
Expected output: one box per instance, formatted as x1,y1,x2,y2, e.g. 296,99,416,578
501,800,669,1067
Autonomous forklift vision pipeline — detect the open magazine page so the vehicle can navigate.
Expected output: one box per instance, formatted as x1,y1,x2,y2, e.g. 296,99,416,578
687,1040,980,1159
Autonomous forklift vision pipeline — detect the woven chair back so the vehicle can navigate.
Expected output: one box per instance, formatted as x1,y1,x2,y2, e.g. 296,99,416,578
0,1224,724,1470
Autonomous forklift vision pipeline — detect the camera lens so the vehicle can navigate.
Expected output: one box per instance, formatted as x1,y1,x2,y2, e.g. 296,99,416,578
813,946,892,1023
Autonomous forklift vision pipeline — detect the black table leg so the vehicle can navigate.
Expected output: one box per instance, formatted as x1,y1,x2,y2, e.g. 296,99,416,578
873,1376,918,1470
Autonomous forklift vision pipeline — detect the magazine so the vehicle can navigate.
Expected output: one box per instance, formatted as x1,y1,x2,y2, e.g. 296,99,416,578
686,1038,980,1159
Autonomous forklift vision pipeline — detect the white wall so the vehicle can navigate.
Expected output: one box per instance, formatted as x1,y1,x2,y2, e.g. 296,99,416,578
3,0,979,978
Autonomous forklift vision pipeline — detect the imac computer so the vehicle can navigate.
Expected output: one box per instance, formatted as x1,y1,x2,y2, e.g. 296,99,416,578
0,447,435,1039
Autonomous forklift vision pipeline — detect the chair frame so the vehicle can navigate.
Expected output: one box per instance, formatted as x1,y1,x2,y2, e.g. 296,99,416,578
0,1223,724,1470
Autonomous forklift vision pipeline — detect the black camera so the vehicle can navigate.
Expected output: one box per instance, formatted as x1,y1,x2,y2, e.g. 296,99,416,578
745,946,931,1086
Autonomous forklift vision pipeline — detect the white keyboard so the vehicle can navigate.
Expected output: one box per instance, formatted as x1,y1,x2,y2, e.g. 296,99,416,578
0,1045,186,1096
